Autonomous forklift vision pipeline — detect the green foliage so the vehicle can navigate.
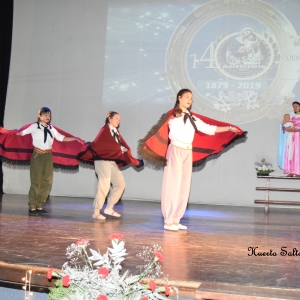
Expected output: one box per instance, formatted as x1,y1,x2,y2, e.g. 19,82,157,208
48,279,75,299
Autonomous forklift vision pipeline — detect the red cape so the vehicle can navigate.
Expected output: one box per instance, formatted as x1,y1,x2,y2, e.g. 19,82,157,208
138,109,246,166
78,124,143,168
0,123,86,170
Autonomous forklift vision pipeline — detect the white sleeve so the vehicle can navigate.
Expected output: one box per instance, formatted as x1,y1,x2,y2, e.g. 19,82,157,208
194,116,217,135
52,127,65,142
21,124,36,136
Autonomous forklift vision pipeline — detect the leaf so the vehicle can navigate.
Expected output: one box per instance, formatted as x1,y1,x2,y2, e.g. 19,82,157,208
109,241,126,254
125,274,140,284
89,248,103,260
93,261,104,266
120,269,129,281
153,292,169,300
115,257,125,264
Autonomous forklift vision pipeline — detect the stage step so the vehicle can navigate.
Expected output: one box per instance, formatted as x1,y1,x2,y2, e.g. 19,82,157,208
0,261,53,288
195,282,300,299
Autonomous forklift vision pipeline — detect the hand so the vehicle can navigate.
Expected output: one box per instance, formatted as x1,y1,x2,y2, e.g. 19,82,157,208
230,126,241,134
284,126,294,132
122,147,128,152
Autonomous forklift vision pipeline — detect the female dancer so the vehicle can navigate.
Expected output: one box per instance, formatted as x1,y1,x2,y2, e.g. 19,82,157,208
138,89,244,231
0,107,84,215
282,101,300,176
78,111,143,220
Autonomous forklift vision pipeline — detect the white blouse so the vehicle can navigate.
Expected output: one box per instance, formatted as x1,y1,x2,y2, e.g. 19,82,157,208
21,123,65,150
168,112,216,144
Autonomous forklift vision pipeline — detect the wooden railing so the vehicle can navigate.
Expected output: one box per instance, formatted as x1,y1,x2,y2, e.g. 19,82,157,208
255,175,300,213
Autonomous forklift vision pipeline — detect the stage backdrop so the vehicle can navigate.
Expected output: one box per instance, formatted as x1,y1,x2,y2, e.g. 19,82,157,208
3,0,300,206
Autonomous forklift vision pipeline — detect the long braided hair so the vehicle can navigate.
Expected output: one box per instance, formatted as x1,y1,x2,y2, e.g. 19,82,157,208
173,88,192,117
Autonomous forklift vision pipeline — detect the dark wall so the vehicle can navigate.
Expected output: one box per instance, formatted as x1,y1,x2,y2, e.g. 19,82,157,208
0,0,14,193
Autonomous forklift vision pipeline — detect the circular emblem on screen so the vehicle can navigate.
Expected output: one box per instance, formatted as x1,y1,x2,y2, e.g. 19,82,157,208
165,0,300,123
214,29,274,80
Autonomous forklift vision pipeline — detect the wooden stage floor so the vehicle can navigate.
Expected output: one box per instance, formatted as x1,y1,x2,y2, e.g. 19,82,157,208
0,194,300,299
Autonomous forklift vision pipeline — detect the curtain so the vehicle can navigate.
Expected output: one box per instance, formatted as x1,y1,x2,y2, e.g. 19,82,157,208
0,0,13,193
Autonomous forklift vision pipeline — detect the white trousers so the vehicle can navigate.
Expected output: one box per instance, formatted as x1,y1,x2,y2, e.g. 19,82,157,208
161,144,192,224
94,160,125,210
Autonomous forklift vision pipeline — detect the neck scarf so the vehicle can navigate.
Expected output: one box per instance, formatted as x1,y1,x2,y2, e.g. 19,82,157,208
183,112,198,132
40,124,53,143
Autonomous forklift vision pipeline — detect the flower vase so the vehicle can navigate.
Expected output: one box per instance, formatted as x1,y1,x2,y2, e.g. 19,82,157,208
257,172,270,176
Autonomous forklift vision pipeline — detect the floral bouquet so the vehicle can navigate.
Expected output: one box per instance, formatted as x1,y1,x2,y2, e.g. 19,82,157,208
47,233,174,300
254,158,275,175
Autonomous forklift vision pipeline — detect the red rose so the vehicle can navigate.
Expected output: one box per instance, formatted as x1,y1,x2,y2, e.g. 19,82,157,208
164,284,170,296
154,251,164,262
76,239,89,247
98,267,110,278
62,274,71,287
47,268,54,280
109,233,123,243
140,297,149,300
97,295,108,300
149,279,156,292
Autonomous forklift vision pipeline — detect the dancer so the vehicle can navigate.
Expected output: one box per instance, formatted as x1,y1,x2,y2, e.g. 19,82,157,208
78,111,143,220
282,102,300,177
138,89,245,231
0,107,85,215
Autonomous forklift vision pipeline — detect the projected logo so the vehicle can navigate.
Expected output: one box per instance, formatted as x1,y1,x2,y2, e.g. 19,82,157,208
215,28,274,80
165,0,300,123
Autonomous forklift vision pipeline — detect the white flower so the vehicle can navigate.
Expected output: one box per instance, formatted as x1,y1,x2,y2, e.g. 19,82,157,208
255,159,274,174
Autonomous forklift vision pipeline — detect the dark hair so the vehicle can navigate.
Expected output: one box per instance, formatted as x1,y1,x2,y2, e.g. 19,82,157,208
37,107,51,123
174,88,192,109
105,111,119,124
292,101,300,113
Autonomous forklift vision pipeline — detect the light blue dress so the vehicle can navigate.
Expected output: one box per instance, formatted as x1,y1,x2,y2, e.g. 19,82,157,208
277,124,287,170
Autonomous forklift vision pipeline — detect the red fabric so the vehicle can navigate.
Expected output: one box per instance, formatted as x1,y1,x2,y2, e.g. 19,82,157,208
0,123,85,168
78,124,143,168
143,109,245,163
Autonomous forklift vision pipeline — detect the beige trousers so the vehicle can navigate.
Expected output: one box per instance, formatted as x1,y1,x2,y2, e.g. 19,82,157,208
94,160,125,210
161,144,192,224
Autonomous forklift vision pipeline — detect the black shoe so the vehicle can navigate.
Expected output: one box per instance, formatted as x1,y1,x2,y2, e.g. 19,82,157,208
29,209,40,216
36,208,48,214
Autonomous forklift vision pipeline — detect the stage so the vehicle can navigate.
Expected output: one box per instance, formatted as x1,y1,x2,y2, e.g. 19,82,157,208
0,194,300,299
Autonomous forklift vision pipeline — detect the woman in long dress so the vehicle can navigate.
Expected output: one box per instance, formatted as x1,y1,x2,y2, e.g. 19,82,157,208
283,101,300,177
